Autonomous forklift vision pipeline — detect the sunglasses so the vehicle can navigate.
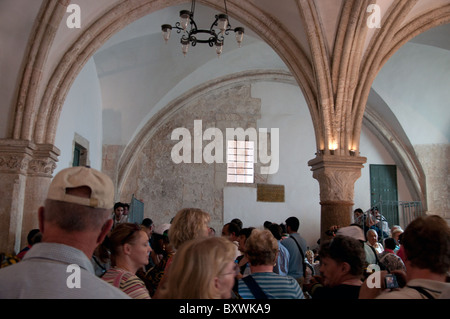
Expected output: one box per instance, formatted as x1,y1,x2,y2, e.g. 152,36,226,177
121,223,141,245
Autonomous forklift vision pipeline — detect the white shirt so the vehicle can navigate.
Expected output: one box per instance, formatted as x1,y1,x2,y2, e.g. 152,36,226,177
0,242,130,299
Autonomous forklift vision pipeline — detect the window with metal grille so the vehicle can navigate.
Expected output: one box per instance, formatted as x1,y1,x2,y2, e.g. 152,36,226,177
227,140,254,183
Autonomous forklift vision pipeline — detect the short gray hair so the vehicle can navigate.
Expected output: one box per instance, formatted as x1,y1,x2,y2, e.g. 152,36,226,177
44,199,110,232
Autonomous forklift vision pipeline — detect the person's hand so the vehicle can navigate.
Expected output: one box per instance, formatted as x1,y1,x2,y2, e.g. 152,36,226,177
391,270,407,288
359,270,388,299
325,225,340,237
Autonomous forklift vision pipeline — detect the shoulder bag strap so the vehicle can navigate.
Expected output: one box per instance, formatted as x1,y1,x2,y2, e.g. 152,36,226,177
242,275,268,299
368,244,381,264
407,286,436,299
290,236,306,274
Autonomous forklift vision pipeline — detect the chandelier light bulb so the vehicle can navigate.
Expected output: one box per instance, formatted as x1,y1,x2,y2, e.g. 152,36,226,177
181,38,190,56
179,10,191,31
234,27,244,47
161,24,172,43
215,40,223,57
217,14,228,34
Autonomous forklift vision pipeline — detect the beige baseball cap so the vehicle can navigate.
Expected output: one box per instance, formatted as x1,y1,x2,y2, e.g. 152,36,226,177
336,225,365,242
47,166,115,210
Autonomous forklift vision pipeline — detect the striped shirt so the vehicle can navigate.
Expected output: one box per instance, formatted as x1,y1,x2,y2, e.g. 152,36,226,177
238,272,305,299
102,267,150,299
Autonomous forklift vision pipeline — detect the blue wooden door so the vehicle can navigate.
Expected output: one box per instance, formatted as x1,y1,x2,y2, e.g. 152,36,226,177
370,164,399,227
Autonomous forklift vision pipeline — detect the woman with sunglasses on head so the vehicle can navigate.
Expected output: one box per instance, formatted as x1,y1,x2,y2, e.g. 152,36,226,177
101,223,152,299
153,207,211,298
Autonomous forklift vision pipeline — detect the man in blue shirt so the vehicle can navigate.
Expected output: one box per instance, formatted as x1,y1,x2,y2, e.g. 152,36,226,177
280,216,308,288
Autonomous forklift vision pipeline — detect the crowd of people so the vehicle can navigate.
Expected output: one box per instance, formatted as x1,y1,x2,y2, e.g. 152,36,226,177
0,166,448,300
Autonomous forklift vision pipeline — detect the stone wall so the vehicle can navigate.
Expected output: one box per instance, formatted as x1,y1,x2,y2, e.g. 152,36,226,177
415,144,450,222
110,83,264,232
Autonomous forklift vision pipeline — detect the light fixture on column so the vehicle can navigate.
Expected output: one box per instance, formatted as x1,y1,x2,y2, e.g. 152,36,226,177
161,0,245,57
329,141,338,155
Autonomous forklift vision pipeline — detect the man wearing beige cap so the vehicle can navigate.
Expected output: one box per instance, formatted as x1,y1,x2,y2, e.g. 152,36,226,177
0,166,130,298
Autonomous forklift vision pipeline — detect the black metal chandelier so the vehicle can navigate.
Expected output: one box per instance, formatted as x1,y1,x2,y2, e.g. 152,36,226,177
161,0,244,57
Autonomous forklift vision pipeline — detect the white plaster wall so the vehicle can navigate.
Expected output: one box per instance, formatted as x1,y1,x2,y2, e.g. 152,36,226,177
372,42,450,145
371,42,450,220
224,81,411,248
224,81,320,248
54,58,103,175
97,38,284,146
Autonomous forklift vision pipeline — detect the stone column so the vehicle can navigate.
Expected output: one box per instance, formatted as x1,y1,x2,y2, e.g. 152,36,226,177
22,143,59,246
0,139,59,254
0,140,34,254
308,154,367,243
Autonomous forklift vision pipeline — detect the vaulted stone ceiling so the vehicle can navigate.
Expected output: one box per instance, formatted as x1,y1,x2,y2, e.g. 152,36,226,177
93,3,287,145
88,1,450,147
2,0,449,145
2,1,448,208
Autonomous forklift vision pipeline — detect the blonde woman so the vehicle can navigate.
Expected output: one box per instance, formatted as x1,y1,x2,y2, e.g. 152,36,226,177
153,207,211,297
157,236,237,299
238,229,304,299
101,223,151,299
168,208,211,250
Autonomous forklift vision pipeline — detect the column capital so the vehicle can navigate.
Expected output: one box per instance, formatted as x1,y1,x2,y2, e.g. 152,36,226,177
0,139,35,175
308,154,367,202
28,143,60,177
0,139,60,176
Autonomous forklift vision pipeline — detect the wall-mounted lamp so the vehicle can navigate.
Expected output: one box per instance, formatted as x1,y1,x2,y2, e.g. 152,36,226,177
329,141,338,155
329,142,338,155
349,149,356,156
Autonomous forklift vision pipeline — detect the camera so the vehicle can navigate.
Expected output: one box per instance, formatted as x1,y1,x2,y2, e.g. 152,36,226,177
384,274,399,289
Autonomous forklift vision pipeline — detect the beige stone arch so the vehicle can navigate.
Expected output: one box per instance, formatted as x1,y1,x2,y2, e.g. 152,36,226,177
353,2,450,149
295,0,450,239
11,0,314,147
3,0,448,251
365,89,427,209
12,0,70,141
3,0,315,253
12,0,449,156
116,70,428,215
297,0,450,155
115,69,295,196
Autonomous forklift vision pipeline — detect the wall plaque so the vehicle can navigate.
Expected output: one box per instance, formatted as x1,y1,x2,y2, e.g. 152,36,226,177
257,184,285,202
